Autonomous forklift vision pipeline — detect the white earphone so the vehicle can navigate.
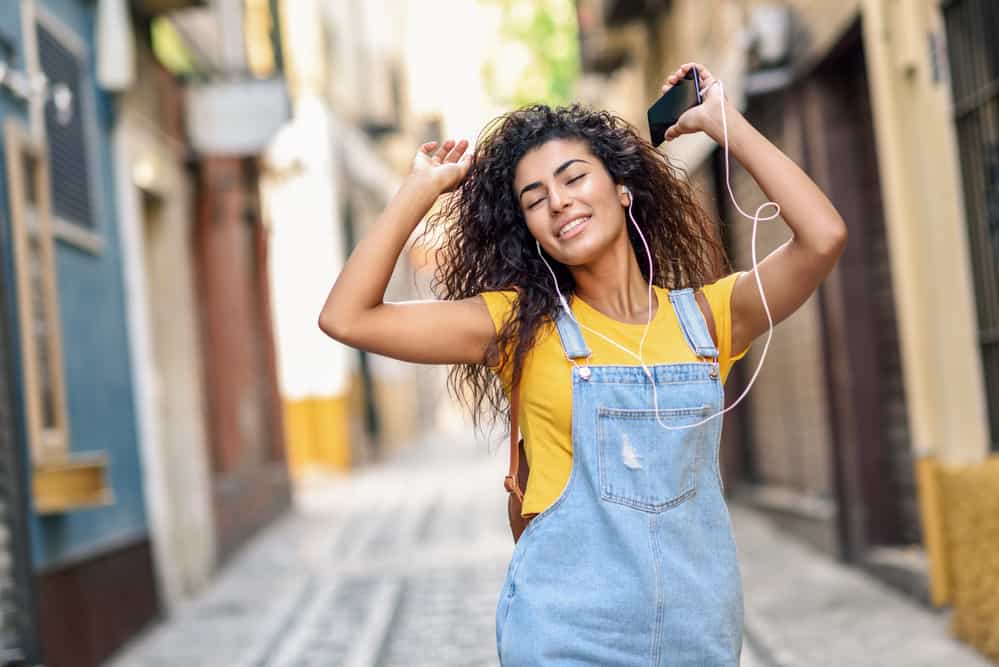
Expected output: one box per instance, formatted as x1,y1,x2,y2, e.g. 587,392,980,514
536,79,779,431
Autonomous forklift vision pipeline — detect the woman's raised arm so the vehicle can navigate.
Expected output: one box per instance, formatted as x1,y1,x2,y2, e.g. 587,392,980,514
318,139,497,365
662,63,848,354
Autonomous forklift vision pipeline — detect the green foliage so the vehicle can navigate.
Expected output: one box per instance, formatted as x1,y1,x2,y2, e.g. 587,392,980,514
150,17,198,78
481,0,581,108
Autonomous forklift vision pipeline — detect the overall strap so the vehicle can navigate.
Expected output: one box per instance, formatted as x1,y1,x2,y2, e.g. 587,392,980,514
553,301,592,362
669,288,719,360
504,302,590,502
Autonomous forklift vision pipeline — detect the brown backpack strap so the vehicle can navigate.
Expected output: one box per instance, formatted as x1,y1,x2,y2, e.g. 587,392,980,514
505,381,532,543
503,381,524,501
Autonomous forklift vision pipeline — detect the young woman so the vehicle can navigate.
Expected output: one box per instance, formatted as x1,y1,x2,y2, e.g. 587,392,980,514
319,63,846,665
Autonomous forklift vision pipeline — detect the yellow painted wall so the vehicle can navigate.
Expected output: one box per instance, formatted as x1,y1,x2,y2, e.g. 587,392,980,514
283,369,428,475
861,0,989,465
372,378,420,455
283,395,351,476
934,455,999,661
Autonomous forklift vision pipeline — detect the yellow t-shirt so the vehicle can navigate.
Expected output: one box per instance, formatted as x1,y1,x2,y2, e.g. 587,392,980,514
480,271,749,517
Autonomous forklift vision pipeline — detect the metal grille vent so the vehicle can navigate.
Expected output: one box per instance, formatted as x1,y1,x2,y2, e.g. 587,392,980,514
36,21,94,230
944,0,999,451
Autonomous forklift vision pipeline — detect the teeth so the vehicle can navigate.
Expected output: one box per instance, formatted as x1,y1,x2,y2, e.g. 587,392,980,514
559,216,589,237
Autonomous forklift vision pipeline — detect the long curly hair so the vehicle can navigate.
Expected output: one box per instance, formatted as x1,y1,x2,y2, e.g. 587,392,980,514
418,103,730,435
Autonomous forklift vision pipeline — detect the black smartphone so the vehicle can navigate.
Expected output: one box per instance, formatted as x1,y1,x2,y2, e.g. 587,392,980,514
647,68,702,146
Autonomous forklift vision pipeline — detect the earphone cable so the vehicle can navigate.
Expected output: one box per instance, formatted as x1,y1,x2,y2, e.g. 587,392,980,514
537,79,780,431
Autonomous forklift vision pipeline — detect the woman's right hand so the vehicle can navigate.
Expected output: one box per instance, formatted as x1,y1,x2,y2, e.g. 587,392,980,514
320,135,496,368
409,139,473,194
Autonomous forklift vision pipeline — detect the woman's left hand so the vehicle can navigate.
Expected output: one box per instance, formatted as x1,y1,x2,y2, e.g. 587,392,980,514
661,62,731,143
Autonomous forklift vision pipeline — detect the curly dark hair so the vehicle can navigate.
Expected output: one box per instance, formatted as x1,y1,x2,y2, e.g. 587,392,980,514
417,103,730,436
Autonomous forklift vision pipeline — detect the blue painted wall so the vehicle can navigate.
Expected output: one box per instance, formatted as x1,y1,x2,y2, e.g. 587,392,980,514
0,0,150,571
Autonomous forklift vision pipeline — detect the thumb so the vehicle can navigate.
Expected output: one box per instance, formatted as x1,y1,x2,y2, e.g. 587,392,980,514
458,153,473,173
458,155,472,179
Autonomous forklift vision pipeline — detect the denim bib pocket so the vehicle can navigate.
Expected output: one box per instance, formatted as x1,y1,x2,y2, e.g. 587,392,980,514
596,405,708,513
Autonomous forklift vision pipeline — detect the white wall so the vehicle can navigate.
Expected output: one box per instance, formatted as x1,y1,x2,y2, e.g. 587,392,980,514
262,95,354,400
115,104,218,607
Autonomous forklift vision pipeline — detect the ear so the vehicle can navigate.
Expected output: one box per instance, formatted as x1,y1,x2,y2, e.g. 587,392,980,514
618,185,632,207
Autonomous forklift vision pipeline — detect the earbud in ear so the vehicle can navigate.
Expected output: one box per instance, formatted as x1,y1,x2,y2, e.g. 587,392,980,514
621,186,631,195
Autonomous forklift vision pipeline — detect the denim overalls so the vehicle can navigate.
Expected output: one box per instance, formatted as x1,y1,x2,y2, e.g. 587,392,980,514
495,288,744,666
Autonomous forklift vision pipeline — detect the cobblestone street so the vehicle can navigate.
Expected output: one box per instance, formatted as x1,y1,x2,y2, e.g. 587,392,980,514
108,430,990,667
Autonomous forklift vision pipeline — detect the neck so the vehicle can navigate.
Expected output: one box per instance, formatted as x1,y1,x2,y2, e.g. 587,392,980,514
569,231,656,324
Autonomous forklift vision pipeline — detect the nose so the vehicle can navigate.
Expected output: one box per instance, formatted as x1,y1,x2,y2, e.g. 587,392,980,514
548,184,572,213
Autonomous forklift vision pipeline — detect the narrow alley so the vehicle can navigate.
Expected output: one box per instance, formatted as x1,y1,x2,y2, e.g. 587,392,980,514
108,430,988,667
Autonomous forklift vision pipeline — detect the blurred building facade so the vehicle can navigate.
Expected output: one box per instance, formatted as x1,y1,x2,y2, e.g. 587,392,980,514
0,205,38,667
0,1,157,664
156,0,292,566
262,0,444,477
114,16,217,618
576,0,997,661
0,0,293,665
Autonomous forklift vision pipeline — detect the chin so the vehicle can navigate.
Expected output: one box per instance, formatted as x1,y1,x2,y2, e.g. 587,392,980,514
551,237,609,266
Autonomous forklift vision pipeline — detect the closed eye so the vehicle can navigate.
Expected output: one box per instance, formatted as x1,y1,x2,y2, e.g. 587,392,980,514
526,174,586,209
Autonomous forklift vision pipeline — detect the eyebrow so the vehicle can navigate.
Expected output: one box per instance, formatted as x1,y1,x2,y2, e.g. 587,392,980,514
518,159,590,200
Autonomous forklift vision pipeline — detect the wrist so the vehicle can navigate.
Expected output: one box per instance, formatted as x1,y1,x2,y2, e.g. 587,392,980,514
399,174,444,202
704,99,743,145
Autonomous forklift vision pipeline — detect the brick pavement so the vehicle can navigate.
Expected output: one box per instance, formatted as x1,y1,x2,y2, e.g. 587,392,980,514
731,503,992,667
107,428,986,666
108,431,515,666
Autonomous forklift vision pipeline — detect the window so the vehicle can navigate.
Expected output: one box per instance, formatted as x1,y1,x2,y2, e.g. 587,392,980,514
4,121,69,464
944,0,999,451
5,120,111,513
30,5,104,253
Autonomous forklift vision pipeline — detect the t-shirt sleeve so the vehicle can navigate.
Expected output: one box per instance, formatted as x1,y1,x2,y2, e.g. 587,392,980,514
478,290,518,387
701,271,750,383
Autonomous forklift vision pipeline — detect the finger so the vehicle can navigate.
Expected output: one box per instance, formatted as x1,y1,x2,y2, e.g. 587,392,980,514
662,63,698,92
665,63,691,85
664,124,680,142
433,140,452,161
443,139,468,163
661,66,681,86
421,141,438,154
678,62,715,90
662,72,682,92
678,62,709,83
458,152,473,177
433,140,455,161
694,63,715,89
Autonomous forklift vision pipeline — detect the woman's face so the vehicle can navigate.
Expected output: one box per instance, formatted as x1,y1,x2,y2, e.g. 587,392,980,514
513,138,629,266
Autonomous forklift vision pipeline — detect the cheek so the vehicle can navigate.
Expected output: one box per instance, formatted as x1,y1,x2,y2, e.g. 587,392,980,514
524,213,548,241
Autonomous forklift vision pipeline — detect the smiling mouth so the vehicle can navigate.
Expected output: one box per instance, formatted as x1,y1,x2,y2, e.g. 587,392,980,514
559,216,591,239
